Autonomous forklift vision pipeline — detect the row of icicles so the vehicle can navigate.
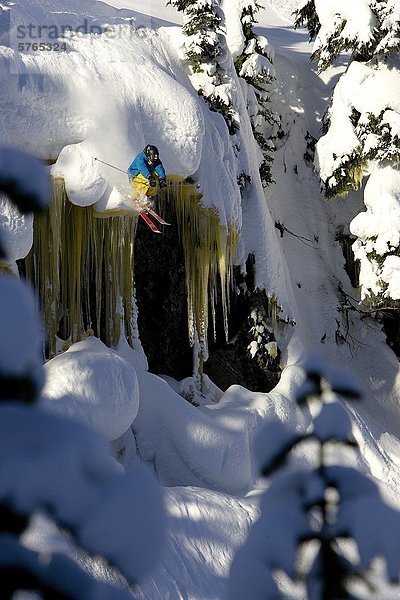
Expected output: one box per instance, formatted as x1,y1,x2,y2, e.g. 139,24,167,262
23,175,239,388
24,178,137,357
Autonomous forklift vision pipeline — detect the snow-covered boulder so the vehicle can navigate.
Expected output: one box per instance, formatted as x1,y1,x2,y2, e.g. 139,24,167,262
41,337,139,441
51,143,107,207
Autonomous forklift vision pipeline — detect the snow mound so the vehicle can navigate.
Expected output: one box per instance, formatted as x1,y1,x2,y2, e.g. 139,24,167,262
137,486,258,600
133,370,253,494
51,143,107,206
0,16,204,179
41,337,139,441
133,366,303,494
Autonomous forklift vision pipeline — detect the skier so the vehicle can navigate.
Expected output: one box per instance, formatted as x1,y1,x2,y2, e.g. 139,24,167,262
128,145,167,199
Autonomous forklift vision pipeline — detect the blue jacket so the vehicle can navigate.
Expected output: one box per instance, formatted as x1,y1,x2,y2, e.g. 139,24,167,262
127,152,166,180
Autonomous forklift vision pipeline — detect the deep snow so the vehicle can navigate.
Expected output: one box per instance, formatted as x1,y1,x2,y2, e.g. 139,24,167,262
1,0,400,598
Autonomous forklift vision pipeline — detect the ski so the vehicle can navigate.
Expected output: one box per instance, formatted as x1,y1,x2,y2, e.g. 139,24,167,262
126,195,168,231
137,210,161,233
143,206,170,225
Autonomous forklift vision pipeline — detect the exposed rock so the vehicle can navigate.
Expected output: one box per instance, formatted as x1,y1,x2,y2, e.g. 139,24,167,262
134,196,192,379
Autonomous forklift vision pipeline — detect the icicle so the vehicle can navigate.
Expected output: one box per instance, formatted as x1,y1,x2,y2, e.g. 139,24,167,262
24,177,137,356
164,174,238,391
24,172,238,393
268,295,278,329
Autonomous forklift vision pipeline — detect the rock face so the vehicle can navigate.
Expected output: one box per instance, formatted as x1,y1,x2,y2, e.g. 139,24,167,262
205,286,281,393
134,197,192,379
135,210,281,391
205,339,280,393
382,311,400,359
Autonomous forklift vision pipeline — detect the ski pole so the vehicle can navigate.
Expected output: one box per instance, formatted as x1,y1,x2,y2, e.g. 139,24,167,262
94,157,127,174
94,157,198,187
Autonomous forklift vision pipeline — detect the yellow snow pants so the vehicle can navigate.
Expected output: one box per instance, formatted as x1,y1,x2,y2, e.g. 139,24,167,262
130,173,158,198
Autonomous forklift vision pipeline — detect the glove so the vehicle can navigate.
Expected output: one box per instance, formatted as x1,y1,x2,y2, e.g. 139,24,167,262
149,176,157,187
159,178,167,189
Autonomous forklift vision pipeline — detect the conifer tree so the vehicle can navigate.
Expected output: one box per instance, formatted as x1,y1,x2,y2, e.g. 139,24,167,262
295,0,400,68
167,0,239,133
293,0,320,42
295,0,392,69
228,356,400,599
374,0,400,55
233,0,278,186
294,0,400,307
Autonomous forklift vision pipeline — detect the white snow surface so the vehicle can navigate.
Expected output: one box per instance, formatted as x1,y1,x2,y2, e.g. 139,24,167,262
41,337,139,441
52,143,108,207
1,0,400,598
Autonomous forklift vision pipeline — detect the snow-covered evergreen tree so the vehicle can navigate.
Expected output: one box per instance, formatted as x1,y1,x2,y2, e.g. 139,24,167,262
374,0,400,55
167,0,239,133
293,0,320,43
295,0,400,69
227,356,400,599
295,0,400,308
233,0,278,186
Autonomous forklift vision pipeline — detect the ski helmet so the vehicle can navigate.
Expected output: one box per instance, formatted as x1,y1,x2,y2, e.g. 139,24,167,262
144,145,159,164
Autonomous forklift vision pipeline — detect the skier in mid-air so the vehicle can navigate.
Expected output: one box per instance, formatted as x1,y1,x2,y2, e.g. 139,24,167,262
128,145,167,199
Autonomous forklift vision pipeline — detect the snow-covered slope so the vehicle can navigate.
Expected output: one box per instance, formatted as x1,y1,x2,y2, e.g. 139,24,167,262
0,0,298,312
1,0,400,598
